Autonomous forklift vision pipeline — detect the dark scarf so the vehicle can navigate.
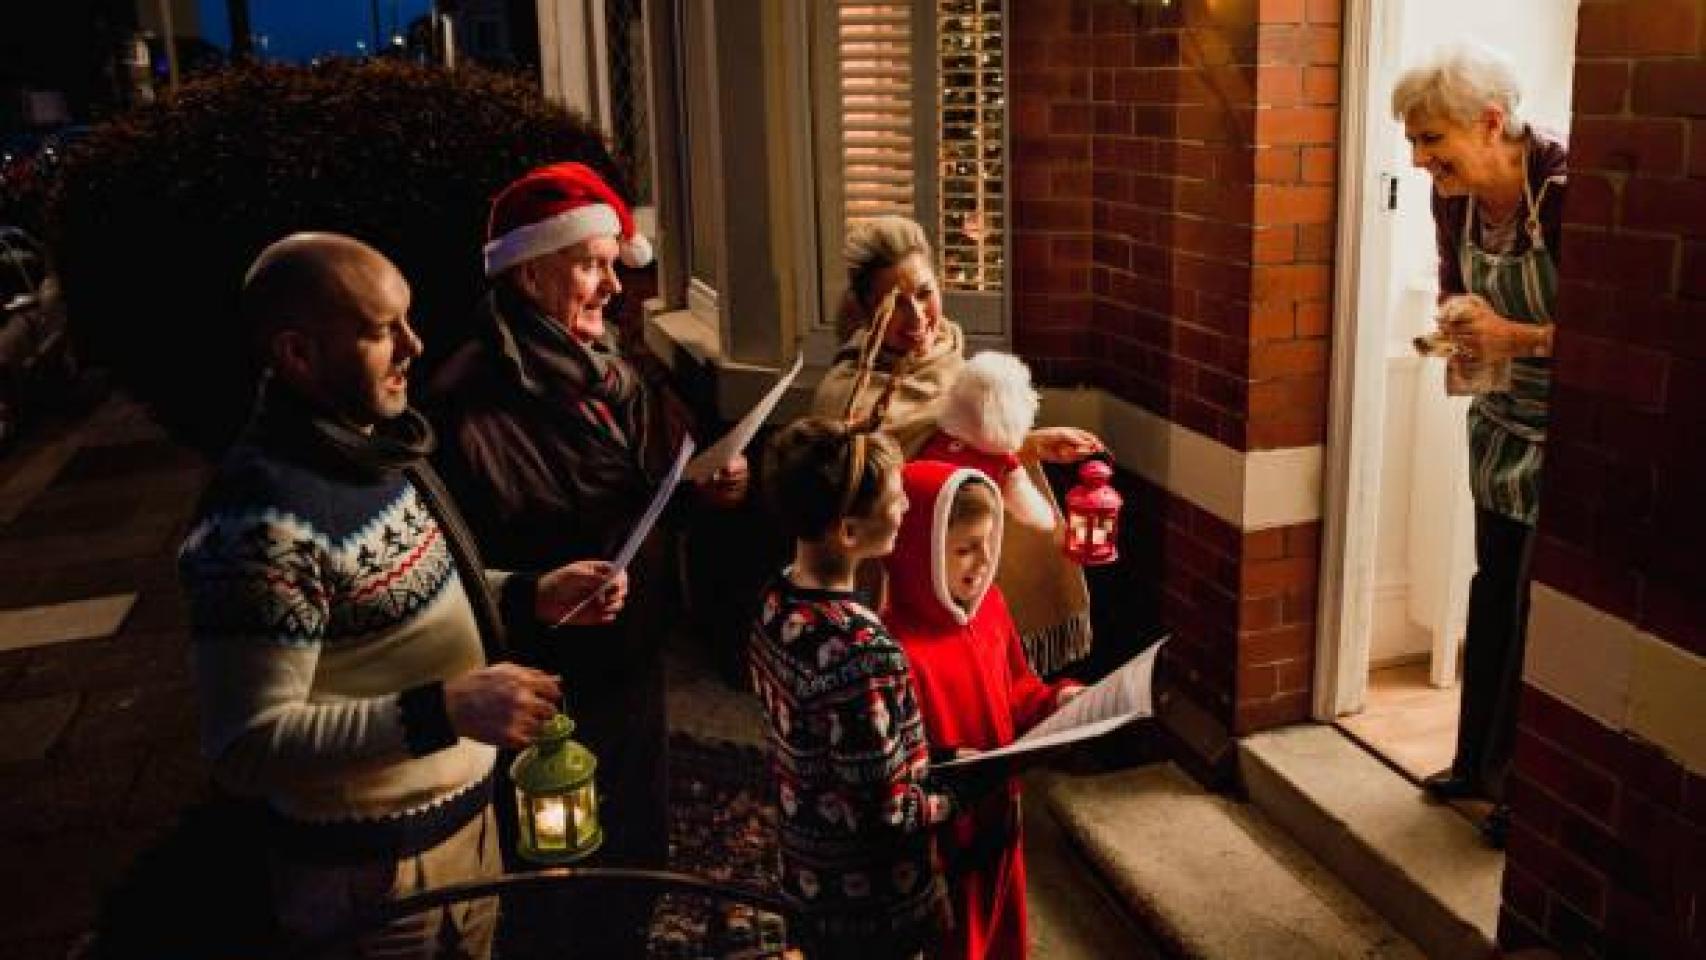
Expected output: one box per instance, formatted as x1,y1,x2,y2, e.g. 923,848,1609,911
489,285,640,450
245,378,509,659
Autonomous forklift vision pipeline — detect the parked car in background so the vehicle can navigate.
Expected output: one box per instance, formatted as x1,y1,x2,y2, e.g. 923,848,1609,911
0,226,77,448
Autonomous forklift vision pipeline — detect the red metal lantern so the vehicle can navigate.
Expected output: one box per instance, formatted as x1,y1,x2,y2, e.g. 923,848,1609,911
1063,459,1122,566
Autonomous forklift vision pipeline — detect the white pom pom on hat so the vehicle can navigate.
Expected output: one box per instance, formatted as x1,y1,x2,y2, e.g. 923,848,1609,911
482,162,653,276
938,350,1040,455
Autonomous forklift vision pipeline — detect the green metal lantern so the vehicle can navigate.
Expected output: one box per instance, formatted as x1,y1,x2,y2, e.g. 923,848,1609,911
510,713,603,864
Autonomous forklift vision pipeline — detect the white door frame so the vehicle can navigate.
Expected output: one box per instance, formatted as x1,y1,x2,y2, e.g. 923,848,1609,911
1313,0,1406,720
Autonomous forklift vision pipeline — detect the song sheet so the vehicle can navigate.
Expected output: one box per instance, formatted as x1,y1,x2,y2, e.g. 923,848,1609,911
554,436,696,627
937,638,1166,769
686,351,805,482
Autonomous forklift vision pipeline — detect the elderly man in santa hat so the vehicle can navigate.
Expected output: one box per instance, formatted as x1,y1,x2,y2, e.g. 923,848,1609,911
426,162,747,950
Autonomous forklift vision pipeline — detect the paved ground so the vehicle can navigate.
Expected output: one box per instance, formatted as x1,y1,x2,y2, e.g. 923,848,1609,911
0,391,1150,959
0,394,210,960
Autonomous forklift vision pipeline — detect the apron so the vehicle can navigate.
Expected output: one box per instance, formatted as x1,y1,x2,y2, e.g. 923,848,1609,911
1460,158,1558,527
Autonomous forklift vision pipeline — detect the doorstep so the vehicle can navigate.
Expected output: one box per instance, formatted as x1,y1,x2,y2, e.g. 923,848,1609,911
1043,762,1423,959
1239,723,1503,960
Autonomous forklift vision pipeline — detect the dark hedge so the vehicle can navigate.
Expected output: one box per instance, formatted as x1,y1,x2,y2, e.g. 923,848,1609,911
49,60,624,455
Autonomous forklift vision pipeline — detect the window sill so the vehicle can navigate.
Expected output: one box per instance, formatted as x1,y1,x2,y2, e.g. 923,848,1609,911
643,303,822,425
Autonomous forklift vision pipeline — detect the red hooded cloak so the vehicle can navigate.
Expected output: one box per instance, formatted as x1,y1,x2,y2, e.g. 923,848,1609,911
882,461,1079,960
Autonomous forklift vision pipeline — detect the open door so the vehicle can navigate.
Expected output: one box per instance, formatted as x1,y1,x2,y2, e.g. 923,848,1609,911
1318,0,1581,751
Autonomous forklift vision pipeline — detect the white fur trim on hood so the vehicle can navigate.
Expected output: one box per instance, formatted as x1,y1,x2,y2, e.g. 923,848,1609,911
929,468,1004,624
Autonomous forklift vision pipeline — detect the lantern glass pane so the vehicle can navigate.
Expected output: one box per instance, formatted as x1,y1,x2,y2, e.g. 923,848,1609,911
1092,515,1112,545
572,785,598,845
533,795,569,850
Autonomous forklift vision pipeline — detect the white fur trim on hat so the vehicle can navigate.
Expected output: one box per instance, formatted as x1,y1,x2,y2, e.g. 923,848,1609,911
937,351,1039,455
483,204,622,277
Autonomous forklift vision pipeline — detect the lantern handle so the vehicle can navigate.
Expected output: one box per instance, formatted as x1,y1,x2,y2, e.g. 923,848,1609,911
1076,449,1115,473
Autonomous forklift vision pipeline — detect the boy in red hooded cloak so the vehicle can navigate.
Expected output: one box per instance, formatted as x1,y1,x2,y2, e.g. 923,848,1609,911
882,462,1084,960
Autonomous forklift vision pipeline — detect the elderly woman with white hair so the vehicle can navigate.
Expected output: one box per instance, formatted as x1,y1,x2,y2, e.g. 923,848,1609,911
1392,43,1566,847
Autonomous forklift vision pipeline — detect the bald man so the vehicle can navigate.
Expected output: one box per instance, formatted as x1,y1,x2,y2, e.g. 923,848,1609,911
179,233,626,958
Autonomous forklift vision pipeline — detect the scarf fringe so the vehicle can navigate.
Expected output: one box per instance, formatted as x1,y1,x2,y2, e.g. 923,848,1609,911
1020,611,1093,678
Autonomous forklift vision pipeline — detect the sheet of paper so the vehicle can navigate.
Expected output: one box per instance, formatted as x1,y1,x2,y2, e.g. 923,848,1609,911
686,351,805,482
936,639,1166,769
554,436,696,627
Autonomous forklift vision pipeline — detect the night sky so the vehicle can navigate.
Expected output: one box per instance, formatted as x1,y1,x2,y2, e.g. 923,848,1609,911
197,0,435,63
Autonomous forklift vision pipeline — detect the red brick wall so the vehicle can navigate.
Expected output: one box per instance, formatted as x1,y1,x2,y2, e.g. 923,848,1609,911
1010,1,1097,388
1010,0,1339,736
1501,1,1706,955
1501,690,1704,958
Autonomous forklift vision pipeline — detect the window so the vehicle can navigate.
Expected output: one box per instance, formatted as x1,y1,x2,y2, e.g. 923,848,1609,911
535,0,657,215
936,0,1005,295
604,0,654,207
815,0,1008,342
628,1,1010,369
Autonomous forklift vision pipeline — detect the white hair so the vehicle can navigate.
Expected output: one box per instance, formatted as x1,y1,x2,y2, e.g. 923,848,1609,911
1391,42,1526,136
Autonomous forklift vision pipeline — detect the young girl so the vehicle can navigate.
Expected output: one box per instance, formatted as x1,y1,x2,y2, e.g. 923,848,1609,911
882,462,1084,960
750,417,967,959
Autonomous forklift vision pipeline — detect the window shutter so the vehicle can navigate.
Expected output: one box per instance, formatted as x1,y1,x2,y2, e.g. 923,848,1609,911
836,3,917,221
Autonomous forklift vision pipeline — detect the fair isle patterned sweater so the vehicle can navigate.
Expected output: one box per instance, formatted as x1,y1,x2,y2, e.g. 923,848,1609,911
748,573,957,944
180,439,500,833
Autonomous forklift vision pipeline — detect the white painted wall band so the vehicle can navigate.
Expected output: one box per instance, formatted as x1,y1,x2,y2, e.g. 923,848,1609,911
1525,584,1706,776
1039,387,1324,533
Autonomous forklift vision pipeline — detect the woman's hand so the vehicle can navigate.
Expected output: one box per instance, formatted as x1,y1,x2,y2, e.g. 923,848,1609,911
1441,295,1544,362
536,560,629,626
1023,427,1105,464
690,453,750,508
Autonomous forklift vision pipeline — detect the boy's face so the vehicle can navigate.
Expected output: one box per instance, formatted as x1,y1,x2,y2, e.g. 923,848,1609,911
842,469,908,560
944,514,996,609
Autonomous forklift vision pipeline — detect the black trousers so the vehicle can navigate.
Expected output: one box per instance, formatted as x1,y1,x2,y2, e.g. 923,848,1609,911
1451,507,1536,801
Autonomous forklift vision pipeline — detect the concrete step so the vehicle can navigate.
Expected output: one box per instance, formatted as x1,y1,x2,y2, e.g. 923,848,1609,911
1022,772,1162,960
1043,763,1424,960
1238,724,1502,960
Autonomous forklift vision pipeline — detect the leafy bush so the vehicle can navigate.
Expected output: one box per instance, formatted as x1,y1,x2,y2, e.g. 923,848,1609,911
49,60,624,454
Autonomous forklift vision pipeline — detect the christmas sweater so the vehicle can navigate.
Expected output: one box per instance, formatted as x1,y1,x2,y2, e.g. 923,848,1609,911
180,435,501,842
748,573,956,946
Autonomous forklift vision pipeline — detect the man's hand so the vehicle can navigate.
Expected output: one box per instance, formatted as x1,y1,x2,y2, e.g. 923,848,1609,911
1440,294,1536,362
1023,427,1105,464
536,560,629,626
690,452,750,508
444,663,561,749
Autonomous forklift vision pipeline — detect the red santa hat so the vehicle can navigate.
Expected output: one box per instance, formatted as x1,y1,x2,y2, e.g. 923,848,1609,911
482,162,653,277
